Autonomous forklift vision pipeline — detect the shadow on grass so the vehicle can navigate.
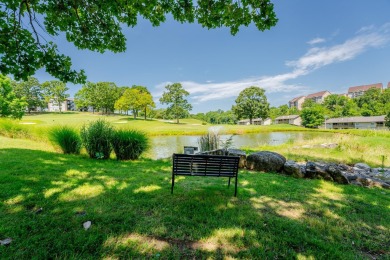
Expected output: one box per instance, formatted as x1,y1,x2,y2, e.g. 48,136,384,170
0,148,389,259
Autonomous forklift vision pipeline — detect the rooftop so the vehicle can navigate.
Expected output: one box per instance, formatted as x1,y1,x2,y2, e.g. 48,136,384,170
289,96,306,103
326,115,386,123
306,91,329,98
275,115,300,120
348,83,383,93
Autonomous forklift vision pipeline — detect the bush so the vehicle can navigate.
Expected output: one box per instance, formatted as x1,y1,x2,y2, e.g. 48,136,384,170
111,129,149,160
49,126,81,154
80,119,113,159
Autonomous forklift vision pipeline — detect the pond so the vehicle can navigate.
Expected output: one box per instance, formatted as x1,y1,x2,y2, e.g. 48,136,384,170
146,132,330,159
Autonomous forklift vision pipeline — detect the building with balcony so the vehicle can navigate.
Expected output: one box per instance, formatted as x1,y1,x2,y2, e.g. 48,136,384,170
347,83,383,98
306,91,331,104
288,96,306,110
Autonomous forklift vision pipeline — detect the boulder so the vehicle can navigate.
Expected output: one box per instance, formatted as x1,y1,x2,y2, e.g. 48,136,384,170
284,160,305,178
246,151,286,172
227,149,247,169
325,163,349,184
305,162,333,181
354,163,371,172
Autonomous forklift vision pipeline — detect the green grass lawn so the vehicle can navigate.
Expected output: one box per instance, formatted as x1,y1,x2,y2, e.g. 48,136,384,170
16,112,313,136
1,137,389,259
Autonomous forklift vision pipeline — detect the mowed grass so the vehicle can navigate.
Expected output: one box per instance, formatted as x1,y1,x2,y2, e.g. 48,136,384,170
0,137,389,259
18,112,313,136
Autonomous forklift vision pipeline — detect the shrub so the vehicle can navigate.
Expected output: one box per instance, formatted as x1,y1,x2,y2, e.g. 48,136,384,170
111,129,149,160
49,126,81,154
80,119,113,159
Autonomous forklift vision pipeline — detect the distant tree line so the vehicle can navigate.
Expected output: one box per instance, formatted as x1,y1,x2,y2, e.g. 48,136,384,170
4,74,388,129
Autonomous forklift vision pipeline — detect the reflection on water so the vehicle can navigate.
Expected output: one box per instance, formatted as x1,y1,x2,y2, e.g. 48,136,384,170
146,132,329,160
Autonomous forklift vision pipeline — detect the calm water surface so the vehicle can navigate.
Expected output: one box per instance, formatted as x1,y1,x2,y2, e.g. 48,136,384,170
146,132,330,159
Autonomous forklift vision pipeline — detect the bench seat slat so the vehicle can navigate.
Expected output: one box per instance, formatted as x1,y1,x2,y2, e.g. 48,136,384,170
171,153,240,196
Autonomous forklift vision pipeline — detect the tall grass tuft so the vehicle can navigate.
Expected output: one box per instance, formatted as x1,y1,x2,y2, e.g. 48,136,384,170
198,126,234,152
80,119,113,159
49,126,81,154
198,132,219,152
0,119,31,139
111,129,149,160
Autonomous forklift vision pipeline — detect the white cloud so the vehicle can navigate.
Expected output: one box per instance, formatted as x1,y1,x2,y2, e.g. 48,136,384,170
153,24,390,104
307,37,326,45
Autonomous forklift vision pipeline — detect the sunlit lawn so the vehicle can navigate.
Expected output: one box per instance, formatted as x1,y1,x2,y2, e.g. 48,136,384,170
0,137,389,259
18,112,312,136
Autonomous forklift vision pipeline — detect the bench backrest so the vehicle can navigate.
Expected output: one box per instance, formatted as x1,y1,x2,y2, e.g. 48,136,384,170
172,153,239,177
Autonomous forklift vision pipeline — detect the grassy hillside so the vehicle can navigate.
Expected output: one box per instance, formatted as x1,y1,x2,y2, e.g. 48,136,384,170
0,137,389,259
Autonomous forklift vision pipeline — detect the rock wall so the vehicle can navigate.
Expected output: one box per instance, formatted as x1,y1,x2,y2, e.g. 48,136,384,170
197,149,390,189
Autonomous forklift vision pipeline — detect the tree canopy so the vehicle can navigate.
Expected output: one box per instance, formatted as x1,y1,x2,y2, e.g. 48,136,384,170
232,86,270,124
301,104,325,128
160,83,192,124
41,80,70,113
115,86,155,119
1,1,277,83
12,77,45,113
0,74,27,119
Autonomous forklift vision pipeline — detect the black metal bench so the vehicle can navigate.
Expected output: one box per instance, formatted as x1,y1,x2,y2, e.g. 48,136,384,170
171,153,240,196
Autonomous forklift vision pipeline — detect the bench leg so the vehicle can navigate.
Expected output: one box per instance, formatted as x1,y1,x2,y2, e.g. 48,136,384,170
234,175,238,197
228,177,231,188
171,173,175,194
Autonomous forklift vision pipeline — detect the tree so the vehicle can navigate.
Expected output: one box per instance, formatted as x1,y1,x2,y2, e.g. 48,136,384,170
301,104,325,128
232,86,270,124
1,1,277,84
12,77,45,113
95,82,121,114
356,88,384,116
114,95,131,115
138,90,155,120
385,111,390,129
160,83,192,124
41,81,69,113
323,94,359,118
0,74,27,119
129,86,154,119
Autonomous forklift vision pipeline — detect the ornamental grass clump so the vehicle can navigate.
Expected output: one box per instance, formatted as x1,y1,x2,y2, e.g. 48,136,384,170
49,126,81,154
111,129,149,160
80,119,113,159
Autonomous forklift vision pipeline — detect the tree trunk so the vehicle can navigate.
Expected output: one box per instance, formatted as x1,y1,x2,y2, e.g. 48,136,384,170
144,107,147,120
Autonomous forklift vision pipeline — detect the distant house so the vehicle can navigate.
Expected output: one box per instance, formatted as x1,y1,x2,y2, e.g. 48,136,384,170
252,118,272,125
387,82,390,89
47,98,76,112
347,83,383,98
306,91,331,104
325,115,386,130
237,119,250,125
288,96,306,110
274,115,302,126
238,118,272,125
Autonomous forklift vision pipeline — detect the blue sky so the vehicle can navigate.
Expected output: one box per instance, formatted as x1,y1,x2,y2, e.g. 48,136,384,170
35,0,390,113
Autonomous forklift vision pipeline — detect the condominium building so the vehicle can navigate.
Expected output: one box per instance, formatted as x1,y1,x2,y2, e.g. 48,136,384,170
347,83,383,98
306,91,331,104
288,96,306,110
